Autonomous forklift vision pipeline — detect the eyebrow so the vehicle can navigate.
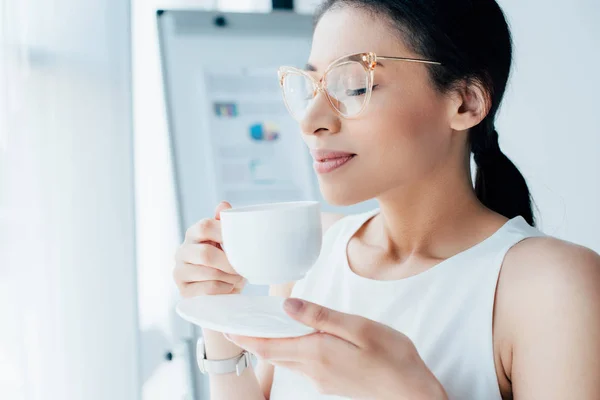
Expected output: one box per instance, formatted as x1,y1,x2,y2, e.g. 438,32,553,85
304,61,385,71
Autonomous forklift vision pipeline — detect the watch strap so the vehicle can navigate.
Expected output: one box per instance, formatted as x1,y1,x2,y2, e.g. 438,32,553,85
196,336,252,376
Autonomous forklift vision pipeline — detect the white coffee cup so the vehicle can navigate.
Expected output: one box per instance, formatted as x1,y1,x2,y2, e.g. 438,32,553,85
220,201,322,285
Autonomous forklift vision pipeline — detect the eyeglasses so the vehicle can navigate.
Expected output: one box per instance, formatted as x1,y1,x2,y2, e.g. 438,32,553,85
278,52,442,121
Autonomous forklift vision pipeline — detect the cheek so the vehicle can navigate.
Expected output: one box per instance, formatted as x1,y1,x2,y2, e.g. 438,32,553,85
365,97,444,150
359,97,447,170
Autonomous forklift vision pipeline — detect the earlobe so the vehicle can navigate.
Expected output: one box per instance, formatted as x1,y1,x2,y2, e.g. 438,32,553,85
449,82,489,131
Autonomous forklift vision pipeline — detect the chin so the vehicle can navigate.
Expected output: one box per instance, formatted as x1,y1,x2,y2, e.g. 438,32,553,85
319,182,371,206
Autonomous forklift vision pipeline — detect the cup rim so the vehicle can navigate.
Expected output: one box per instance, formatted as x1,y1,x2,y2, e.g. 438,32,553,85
219,200,320,215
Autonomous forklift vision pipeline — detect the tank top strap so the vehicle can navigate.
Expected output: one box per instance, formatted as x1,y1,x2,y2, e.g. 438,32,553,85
486,215,547,283
320,208,381,263
497,215,546,249
463,215,547,275
335,208,381,245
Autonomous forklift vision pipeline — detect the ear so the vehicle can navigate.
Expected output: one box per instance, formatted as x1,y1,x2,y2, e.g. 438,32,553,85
448,80,490,131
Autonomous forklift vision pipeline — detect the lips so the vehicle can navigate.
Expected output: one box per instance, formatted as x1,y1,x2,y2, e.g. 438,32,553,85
309,149,357,162
310,149,357,174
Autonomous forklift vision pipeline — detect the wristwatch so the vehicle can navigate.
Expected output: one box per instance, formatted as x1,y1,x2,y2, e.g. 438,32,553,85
196,336,252,376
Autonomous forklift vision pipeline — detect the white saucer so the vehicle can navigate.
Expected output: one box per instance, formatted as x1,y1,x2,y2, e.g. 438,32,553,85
176,294,317,338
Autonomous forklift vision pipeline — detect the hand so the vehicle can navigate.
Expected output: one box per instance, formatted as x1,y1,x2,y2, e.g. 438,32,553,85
173,201,246,297
225,298,448,400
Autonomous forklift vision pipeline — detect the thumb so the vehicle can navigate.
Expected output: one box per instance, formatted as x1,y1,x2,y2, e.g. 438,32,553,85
214,201,232,221
283,298,367,345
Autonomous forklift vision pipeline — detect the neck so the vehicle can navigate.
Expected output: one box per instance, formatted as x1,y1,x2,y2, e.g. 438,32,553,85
373,159,498,260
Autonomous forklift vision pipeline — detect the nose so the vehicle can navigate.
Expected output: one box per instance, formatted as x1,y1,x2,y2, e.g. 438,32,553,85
299,91,342,137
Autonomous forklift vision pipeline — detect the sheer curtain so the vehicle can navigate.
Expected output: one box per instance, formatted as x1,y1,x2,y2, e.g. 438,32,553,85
0,0,140,399
1,2,41,398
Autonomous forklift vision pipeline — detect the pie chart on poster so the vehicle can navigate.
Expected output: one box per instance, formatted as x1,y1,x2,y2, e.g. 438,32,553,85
176,294,317,338
249,122,280,141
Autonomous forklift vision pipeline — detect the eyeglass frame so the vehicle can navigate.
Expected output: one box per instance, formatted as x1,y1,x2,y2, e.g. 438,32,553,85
277,51,442,120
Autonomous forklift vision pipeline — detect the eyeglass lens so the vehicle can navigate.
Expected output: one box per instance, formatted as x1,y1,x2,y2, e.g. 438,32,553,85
282,61,369,119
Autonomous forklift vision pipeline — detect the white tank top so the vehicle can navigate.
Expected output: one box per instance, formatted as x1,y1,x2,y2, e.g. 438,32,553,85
270,208,546,400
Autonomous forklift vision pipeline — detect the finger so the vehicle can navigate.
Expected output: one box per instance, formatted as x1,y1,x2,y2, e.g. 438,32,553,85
174,263,243,286
282,298,369,347
214,201,232,221
177,243,237,275
184,218,222,244
224,332,320,362
180,280,234,298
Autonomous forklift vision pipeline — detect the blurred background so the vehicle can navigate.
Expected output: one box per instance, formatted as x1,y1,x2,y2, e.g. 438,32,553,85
0,0,598,399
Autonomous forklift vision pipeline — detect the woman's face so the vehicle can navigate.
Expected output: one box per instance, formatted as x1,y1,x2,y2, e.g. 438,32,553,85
301,6,459,206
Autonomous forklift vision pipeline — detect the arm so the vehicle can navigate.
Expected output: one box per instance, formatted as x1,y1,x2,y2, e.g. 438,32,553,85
257,211,345,400
502,238,600,399
202,328,266,400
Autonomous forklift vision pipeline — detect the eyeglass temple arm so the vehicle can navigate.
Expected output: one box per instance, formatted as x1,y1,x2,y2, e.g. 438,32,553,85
377,56,442,66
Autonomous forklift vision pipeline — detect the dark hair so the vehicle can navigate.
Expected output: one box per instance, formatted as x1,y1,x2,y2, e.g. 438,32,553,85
314,0,536,226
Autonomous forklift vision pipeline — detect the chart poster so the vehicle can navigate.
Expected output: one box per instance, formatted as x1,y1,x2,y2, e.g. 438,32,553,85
201,65,316,206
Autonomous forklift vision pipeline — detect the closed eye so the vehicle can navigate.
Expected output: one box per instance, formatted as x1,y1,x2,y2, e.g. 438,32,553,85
346,84,378,97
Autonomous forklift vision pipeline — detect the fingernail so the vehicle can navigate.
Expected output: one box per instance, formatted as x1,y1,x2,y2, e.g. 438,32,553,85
284,298,304,314
223,333,232,341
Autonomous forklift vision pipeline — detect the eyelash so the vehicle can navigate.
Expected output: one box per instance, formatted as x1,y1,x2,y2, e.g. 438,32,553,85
347,84,379,97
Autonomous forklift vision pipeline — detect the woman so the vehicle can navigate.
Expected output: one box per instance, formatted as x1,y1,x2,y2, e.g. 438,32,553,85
173,0,600,398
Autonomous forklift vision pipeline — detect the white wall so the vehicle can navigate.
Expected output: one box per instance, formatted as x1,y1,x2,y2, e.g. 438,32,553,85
0,0,140,399
497,0,600,251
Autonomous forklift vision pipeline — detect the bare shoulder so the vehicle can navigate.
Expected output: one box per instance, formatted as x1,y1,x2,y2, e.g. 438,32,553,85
496,235,600,397
500,235,600,296
499,235,600,325
498,236,600,329
269,211,345,298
